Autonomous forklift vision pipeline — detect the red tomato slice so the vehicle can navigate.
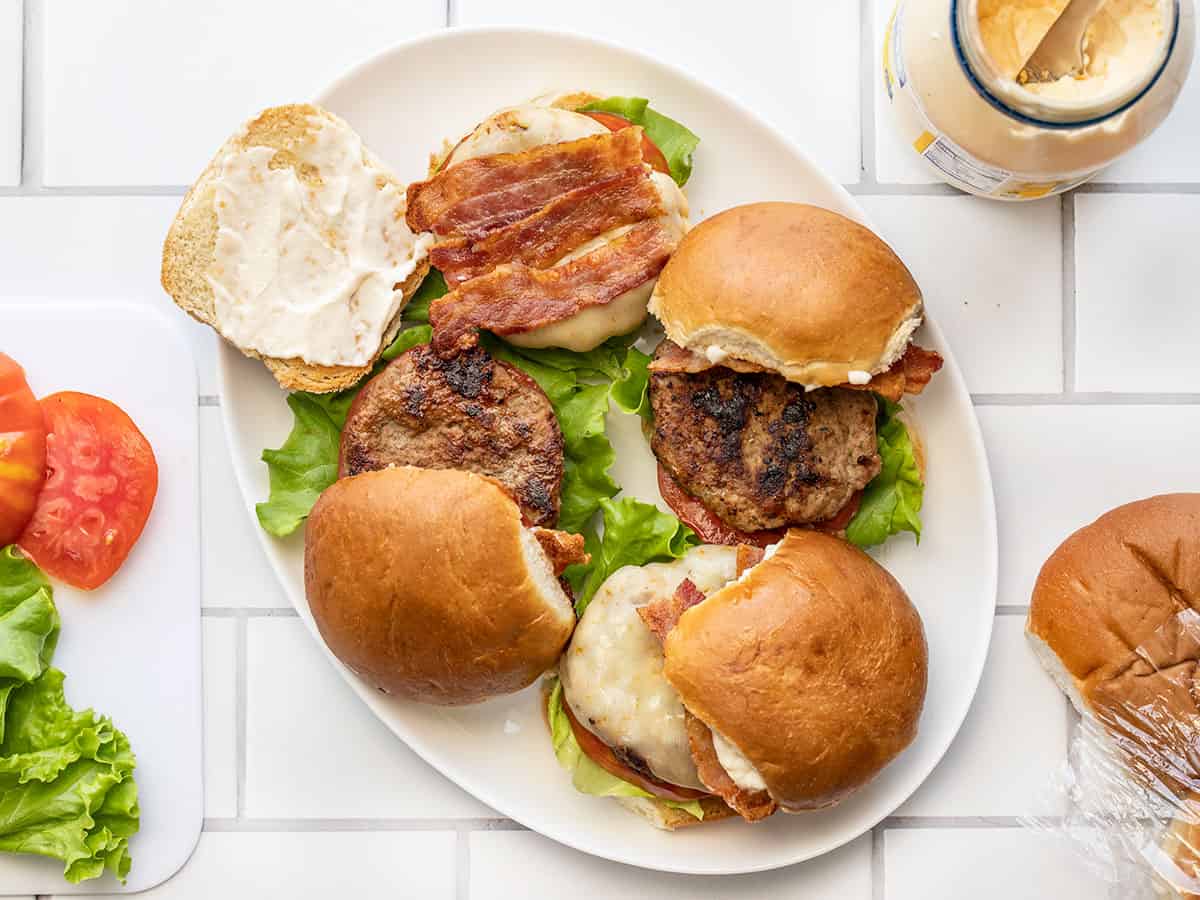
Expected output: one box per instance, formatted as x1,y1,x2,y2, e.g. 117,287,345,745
657,465,862,546
582,111,673,177
0,354,47,546
657,465,784,548
562,695,709,803
18,392,158,590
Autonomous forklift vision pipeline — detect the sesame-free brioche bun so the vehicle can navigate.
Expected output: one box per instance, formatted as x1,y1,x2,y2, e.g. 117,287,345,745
304,466,576,706
1028,494,1200,800
663,530,928,811
647,202,923,387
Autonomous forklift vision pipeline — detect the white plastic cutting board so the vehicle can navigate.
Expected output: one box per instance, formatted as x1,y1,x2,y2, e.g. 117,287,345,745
0,300,202,894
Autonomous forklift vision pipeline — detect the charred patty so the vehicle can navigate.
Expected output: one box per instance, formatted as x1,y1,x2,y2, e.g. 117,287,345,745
649,348,882,533
339,344,564,526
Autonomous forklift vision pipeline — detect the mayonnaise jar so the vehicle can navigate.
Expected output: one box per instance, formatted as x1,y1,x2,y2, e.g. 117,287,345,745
881,0,1195,199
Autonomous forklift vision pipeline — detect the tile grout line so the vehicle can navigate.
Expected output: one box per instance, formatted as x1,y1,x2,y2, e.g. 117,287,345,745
201,817,521,832
234,609,249,821
858,0,878,187
203,606,298,618
1062,192,1078,394
871,824,885,900
456,827,470,900
18,0,39,189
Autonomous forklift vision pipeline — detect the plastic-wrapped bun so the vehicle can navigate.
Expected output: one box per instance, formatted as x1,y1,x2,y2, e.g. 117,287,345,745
1022,494,1200,897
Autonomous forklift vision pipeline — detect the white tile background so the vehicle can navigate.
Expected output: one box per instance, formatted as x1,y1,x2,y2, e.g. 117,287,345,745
0,0,1194,897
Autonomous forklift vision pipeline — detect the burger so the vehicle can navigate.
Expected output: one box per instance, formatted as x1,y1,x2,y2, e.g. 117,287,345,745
644,202,944,548
304,466,587,705
550,529,928,827
405,92,698,353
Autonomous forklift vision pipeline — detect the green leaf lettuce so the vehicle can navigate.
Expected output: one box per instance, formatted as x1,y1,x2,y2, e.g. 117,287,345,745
579,97,701,187
0,548,139,884
845,399,925,548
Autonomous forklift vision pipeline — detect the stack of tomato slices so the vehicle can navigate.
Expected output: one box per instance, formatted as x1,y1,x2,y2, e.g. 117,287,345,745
0,353,158,590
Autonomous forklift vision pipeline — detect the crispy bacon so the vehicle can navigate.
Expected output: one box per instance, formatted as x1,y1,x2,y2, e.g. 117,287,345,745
637,578,707,644
532,528,589,577
406,129,645,238
844,344,944,402
431,167,664,287
735,545,765,579
648,339,944,402
657,464,785,548
685,712,777,822
430,220,673,353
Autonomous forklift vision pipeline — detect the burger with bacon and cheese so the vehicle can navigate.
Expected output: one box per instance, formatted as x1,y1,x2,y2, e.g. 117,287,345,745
644,202,945,550
549,530,928,828
405,93,696,354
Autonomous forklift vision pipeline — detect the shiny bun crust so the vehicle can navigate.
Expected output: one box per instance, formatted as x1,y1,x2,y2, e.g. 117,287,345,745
304,466,576,706
663,530,928,811
648,202,923,386
1028,494,1200,799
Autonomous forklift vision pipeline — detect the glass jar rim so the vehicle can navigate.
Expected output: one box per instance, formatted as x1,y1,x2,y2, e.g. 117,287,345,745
951,0,1180,128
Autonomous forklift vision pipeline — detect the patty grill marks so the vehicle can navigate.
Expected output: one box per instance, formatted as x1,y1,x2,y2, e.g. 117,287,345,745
649,343,882,533
338,344,564,526
430,167,665,287
406,128,645,238
430,220,674,354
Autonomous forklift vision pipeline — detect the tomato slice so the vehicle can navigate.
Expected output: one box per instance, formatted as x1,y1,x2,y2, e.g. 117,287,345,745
657,465,784,548
18,392,158,590
582,111,673,178
562,695,709,803
657,465,861,546
0,354,47,546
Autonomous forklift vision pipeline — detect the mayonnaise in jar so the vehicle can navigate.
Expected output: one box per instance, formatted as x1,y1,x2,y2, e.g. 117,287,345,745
881,0,1195,199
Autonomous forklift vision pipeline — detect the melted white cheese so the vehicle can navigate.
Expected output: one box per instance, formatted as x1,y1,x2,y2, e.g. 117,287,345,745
559,545,738,790
847,370,872,385
710,728,768,792
207,115,431,367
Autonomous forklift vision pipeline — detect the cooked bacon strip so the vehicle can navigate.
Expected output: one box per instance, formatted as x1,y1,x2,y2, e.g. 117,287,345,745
735,545,765,579
406,128,645,238
844,344,944,402
685,712,777,822
430,220,673,353
637,578,706,644
648,339,944,402
532,527,589,577
656,464,785,549
431,167,664,287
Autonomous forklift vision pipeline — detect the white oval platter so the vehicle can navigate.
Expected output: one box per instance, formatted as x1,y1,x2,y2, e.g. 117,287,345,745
218,26,998,876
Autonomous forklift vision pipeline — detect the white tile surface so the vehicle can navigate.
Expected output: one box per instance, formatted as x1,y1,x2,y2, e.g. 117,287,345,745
1074,195,1200,393
1105,16,1200,183
0,196,219,395
202,618,238,819
979,405,1200,610
42,0,446,186
898,617,1067,816
884,829,1108,900
470,831,871,900
0,0,20,185
454,0,862,185
74,831,456,899
245,618,494,819
200,409,288,609
861,195,1063,393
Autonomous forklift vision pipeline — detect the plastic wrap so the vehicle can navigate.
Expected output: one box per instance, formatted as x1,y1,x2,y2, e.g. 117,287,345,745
1023,608,1200,898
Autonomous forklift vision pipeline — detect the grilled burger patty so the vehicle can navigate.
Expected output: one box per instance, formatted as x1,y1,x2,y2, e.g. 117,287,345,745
339,344,564,526
649,349,882,532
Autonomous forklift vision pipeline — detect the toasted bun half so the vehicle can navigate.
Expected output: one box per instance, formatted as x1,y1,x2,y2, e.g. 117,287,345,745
304,466,575,705
648,202,923,387
162,103,429,394
1028,494,1200,799
663,530,928,811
